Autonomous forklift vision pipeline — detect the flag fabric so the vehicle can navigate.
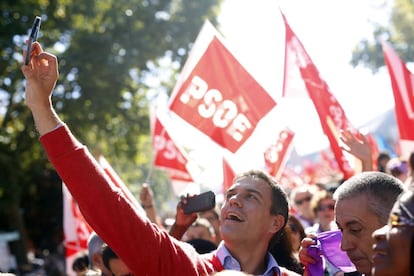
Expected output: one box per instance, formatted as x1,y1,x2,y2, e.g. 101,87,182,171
382,42,414,157
62,184,92,275
281,12,354,180
222,157,236,193
149,106,195,196
168,170,197,197
263,128,295,180
365,133,380,171
151,115,194,178
169,21,276,153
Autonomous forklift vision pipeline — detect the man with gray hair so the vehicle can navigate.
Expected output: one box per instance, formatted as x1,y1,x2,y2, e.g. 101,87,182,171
299,171,405,276
87,232,111,276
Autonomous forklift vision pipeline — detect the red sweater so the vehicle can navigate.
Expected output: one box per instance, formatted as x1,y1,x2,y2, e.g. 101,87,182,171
41,126,298,276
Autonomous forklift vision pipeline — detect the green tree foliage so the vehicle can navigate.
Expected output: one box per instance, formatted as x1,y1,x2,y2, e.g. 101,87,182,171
1,0,221,271
350,0,414,72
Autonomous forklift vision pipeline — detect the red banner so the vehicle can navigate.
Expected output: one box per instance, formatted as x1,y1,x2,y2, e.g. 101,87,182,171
63,184,93,275
264,128,295,180
366,133,380,171
382,42,414,156
281,12,354,180
152,116,192,177
168,170,195,196
169,30,276,153
222,157,236,193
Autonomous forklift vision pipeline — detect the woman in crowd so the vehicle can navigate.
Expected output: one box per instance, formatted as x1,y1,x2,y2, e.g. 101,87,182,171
372,188,414,276
305,189,337,235
285,215,306,256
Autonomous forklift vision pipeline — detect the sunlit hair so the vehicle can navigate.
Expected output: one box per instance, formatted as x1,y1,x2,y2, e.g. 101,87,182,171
334,171,405,224
190,217,215,237
87,232,104,268
233,169,289,247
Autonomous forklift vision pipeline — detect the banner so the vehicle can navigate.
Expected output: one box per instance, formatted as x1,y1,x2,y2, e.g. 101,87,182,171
151,115,193,179
281,11,354,180
168,170,197,197
264,128,295,180
222,157,236,193
169,21,276,153
382,42,414,157
62,184,92,275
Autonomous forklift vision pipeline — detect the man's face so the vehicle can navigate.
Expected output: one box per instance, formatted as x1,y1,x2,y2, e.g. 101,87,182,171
220,177,282,248
315,198,335,228
93,253,112,276
293,191,313,217
109,258,133,276
335,194,382,275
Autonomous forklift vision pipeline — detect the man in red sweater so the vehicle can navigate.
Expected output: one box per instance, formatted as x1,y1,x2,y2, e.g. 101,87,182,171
22,42,299,276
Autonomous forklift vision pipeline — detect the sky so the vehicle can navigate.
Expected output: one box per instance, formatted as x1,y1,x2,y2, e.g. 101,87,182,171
217,0,395,155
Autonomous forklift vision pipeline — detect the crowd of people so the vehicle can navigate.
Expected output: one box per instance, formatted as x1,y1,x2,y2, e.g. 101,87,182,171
17,38,414,276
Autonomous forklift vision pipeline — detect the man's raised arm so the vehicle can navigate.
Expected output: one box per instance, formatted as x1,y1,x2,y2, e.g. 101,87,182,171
21,41,63,135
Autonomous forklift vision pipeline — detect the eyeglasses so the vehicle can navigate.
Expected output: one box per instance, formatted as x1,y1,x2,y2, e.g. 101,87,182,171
295,196,312,206
317,203,335,212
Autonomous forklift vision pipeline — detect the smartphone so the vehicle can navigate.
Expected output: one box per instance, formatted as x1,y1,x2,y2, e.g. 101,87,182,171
183,191,216,214
25,16,42,65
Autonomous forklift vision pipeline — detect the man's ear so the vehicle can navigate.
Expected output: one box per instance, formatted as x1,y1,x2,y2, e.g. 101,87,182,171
269,214,285,234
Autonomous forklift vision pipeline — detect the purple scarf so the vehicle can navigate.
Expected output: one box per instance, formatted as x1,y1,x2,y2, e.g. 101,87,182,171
307,230,356,275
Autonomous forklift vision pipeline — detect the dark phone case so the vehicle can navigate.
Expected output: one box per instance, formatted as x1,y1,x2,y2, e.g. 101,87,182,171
183,191,216,214
25,16,41,65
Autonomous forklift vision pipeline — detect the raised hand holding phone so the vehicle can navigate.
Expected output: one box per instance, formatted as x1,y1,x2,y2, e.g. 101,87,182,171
25,16,41,65
182,191,216,214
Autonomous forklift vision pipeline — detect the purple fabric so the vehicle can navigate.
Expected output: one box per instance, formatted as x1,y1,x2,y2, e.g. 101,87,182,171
307,245,324,276
318,230,356,272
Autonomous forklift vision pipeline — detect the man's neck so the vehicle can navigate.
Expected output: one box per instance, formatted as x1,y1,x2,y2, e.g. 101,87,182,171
225,242,268,274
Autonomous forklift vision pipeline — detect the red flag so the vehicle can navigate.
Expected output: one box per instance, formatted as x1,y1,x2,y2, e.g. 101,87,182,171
382,42,414,156
222,157,236,193
281,12,354,180
63,184,92,275
168,170,196,196
169,21,276,153
151,115,193,178
264,128,295,180
365,133,380,171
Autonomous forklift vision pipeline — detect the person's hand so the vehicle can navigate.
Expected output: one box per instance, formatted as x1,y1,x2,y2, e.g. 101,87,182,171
298,235,318,271
140,183,155,209
21,42,59,113
174,195,197,228
169,195,198,240
340,129,371,161
340,129,373,171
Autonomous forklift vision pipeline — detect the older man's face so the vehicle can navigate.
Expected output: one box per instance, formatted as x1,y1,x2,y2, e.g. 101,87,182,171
335,193,382,276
